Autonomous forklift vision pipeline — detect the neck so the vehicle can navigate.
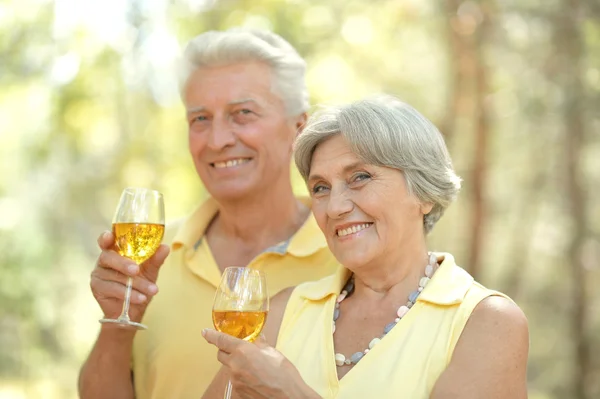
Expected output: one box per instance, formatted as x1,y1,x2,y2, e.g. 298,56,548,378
352,232,429,300
211,180,308,248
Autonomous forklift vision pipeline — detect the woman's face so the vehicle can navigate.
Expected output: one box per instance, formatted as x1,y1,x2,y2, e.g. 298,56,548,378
308,135,431,271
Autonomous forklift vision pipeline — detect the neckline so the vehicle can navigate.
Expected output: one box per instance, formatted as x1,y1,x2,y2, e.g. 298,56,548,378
326,292,425,386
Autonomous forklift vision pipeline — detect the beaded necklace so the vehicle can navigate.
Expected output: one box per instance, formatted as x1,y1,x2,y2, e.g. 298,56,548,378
333,252,440,367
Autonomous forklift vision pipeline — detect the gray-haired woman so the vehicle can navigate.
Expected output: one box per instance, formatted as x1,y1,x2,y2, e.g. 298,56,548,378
202,95,529,399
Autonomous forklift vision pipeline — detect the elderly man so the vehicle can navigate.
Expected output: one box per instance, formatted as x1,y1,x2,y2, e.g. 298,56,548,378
78,28,339,399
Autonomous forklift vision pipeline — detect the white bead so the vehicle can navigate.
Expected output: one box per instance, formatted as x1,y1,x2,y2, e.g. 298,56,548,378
394,317,400,322
335,353,346,366
419,277,430,288
332,321,336,334
425,264,433,278
369,338,381,349
418,286,424,292
429,253,437,266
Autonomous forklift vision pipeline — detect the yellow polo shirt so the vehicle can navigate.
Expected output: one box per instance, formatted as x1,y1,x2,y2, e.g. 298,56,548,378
132,197,339,399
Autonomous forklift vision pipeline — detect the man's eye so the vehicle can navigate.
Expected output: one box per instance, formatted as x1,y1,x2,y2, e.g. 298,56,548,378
237,109,252,115
312,185,328,194
194,116,208,122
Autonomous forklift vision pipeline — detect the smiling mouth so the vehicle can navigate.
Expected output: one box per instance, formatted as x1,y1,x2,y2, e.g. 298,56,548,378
211,158,252,169
336,223,373,237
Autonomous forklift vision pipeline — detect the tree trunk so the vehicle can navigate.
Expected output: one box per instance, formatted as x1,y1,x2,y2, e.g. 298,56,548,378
440,0,471,142
467,2,493,281
557,0,590,397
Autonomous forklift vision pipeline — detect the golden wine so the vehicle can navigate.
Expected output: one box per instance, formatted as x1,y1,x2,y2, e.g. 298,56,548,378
212,311,268,342
113,222,165,265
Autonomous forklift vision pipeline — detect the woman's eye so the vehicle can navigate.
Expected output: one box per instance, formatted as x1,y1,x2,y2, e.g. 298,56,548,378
353,173,371,182
237,109,252,115
194,115,208,122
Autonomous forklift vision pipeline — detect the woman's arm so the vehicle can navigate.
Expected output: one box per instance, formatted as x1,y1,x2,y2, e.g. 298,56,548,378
202,287,319,399
430,296,529,399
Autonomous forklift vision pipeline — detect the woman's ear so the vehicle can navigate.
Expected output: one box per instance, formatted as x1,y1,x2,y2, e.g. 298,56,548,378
420,202,434,215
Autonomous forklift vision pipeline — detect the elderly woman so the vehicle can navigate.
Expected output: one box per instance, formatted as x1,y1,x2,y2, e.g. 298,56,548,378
201,95,529,399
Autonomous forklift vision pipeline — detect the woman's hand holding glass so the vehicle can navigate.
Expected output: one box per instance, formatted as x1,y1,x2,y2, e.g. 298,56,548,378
202,329,317,399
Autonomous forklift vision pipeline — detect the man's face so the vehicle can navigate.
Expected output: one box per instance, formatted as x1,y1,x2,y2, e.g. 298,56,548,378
183,61,302,201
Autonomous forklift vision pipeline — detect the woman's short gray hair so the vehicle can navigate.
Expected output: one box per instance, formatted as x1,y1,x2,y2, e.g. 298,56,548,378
294,94,462,234
179,28,309,116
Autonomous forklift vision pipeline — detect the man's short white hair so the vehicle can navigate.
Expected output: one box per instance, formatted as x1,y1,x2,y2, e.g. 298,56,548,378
179,28,309,116
294,94,462,234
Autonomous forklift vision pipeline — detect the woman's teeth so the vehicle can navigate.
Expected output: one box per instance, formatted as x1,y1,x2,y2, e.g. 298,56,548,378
337,223,372,237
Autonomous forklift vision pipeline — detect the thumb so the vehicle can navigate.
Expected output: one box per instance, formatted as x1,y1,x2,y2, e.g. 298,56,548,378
141,244,170,281
97,231,116,251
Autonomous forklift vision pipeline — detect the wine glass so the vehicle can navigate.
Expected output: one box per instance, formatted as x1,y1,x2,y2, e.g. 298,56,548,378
99,187,165,330
212,267,269,399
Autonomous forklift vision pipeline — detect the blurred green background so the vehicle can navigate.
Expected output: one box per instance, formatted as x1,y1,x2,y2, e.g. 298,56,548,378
1,0,599,398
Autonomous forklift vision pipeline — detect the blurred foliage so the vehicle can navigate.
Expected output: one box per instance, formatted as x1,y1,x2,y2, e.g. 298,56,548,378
0,0,599,398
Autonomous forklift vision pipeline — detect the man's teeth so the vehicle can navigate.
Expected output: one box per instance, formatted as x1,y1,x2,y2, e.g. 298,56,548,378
213,158,250,169
337,223,372,237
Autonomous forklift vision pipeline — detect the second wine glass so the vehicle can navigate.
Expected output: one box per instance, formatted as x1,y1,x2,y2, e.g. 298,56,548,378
212,267,269,399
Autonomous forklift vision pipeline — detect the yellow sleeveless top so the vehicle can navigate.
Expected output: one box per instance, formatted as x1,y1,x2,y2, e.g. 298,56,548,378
276,253,508,399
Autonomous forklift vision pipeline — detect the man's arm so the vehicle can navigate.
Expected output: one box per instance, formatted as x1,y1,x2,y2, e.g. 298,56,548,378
431,296,530,399
78,328,136,399
79,232,170,399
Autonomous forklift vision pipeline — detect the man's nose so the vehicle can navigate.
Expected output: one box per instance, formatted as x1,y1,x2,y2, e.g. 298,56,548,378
207,119,236,151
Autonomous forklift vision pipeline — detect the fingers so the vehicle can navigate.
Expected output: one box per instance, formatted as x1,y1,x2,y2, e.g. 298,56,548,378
202,329,244,354
92,267,158,297
97,248,140,277
90,278,149,305
254,334,268,347
140,244,170,281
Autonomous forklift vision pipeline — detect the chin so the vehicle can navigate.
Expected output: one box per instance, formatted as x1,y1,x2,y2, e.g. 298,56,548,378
332,251,373,272
206,182,258,202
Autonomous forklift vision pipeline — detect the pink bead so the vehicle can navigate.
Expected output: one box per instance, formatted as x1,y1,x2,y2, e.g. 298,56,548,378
337,293,346,303
397,305,409,318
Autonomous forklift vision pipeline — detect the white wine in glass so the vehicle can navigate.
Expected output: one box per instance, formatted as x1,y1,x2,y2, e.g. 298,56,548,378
99,187,165,330
212,267,269,399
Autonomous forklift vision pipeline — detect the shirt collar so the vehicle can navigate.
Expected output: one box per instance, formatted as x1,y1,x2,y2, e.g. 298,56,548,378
417,253,474,305
171,196,328,258
298,253,474,306
172,197,219,251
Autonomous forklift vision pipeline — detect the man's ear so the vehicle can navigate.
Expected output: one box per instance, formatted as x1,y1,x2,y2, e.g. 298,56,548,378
295,112,308,136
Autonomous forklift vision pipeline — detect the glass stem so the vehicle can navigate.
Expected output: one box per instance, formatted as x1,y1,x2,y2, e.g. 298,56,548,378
119,276,134,322
224,380,232,399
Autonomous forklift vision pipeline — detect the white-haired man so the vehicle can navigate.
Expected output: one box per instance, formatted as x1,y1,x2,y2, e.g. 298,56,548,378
79,28,339,399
